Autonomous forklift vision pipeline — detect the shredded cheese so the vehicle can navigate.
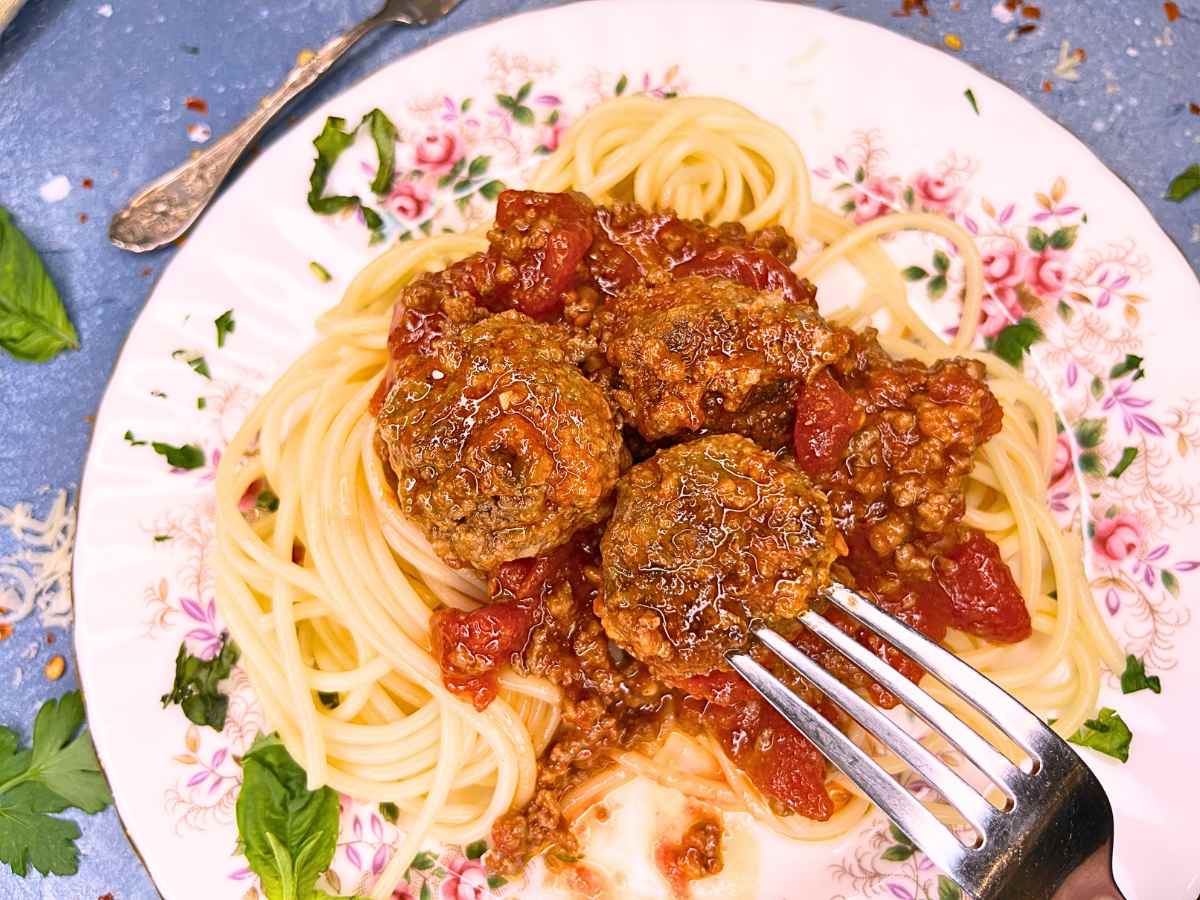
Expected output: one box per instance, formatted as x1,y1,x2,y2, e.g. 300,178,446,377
0,489,76,629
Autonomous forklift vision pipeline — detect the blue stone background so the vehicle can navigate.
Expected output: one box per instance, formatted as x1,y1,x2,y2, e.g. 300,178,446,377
0,1,1196,897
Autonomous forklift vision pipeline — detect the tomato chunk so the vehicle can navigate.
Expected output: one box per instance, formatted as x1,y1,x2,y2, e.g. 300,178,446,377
936,528,1031,643
432,600,535,711
792,370,862,476
674,246,813,306
491,190,594,320
703,699,833,820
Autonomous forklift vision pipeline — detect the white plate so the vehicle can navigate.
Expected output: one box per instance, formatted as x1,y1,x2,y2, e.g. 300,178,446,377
73,2,1200,898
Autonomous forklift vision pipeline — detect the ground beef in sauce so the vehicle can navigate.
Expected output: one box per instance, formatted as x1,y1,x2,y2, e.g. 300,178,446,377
374,191,1035,876
599,276,850,446
376,312,623,572
599,434,839,680
655,815,724,896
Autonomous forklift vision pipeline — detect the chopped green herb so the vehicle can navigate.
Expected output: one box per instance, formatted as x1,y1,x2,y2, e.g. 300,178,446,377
615,74,628,96
1165,163,1200,202
123,430,146,447
150,390,167,399
153,534,172,543
964,88,979,115
152,441,205,470
990,318,1043,369
161,636,239,731
236,734,341,900
255,489,280,513
316,691,339,710
196,397,207,410
214,309,235,348
172,349,211,379
308,261,332,283
1068,708,1132,763
1108,447,1138,479
379,801,399,824
0,207,80,363
0,692,112,877
1120,655,1161,695
307,110,398,238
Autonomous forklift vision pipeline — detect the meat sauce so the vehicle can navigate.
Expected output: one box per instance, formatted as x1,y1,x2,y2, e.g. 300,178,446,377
655,815,724,897
381,190,1034,873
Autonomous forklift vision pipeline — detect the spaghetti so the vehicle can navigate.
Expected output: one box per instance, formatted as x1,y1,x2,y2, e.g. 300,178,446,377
214,95,1123,898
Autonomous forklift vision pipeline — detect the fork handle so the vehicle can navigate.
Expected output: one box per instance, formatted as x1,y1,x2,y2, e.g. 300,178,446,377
108,15,384,252
1049,841,1126,900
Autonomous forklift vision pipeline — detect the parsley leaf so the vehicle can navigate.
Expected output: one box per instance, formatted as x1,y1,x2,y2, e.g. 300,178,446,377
307,110,397,238
1166,163,1200,202
990,318,1043,369
963,88,979,115
161,636,240,730
152,441,205,470
172,349,211,379
1068,708,1133,763
0,207,80,362
1119,655,1161,695
0,692,112,878
236,734,340,900
214,309,236,348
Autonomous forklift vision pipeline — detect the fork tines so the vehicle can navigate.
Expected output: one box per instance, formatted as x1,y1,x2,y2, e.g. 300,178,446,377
725,581,1080,895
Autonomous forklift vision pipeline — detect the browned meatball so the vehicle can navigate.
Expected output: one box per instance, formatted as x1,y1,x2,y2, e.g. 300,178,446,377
377,311,623,572
599,277,850,447
599,434,839,679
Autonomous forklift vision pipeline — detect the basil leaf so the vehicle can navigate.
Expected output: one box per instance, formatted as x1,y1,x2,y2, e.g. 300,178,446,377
0,208,79,362
236,734,340,900
1119,655,1161,695
1068,708,1132,763
161,636,239,731
307,109,397,239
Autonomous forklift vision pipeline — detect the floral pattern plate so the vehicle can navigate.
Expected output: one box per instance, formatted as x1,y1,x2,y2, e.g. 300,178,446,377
72,2,1200,898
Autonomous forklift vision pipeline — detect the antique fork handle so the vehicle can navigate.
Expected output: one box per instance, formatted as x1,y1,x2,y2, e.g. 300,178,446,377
109,16,384,252
1049,842,1126,900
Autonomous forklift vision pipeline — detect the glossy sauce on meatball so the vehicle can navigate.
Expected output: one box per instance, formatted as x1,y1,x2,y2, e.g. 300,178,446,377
377,312,623,572
599,276,850,446
599,434,839,679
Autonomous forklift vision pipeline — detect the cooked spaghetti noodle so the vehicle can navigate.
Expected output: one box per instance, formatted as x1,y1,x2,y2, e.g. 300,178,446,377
214,95,1123,898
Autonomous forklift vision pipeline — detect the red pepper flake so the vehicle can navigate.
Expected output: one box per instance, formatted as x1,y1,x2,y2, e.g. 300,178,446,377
141,266,152,277
1164,2,1180,22
1043,80,1053,92
184,96,208,114
47,633,56,645
82,178,94,189
78,213,89,224
1022,5,1041,18
1004,0,1020,9
0,623,11,642
1075,47,1088,62
1016,23,1038,35
1189,102,1200,115
894,0,930,16
99,895,115,900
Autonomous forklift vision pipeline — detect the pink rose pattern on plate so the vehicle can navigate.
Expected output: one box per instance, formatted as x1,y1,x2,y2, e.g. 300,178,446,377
132,66,1192,900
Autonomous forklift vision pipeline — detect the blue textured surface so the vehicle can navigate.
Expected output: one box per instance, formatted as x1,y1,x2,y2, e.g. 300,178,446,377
0,1,1196,897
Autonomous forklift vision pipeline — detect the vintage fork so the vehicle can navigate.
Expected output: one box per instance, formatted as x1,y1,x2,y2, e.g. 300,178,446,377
109,0,466,253
729,583,1126,900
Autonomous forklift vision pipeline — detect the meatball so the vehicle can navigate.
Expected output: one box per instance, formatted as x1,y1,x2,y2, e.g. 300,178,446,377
600,277,850,447
377,311,623,572
599,434,839,679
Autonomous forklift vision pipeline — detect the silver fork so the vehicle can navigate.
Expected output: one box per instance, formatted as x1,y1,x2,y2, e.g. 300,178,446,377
729,582,1126,900
108,0,465,253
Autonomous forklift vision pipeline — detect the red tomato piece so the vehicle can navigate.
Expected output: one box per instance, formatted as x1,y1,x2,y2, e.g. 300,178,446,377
431,600,536,711
792,370,862,476
674,246,813,306
936,528,1032,643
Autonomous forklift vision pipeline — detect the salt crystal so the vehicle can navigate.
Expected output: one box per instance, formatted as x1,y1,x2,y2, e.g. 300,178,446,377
991,1,1014,24
187,122,212,143
38,175,70,203
97,3,113,16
